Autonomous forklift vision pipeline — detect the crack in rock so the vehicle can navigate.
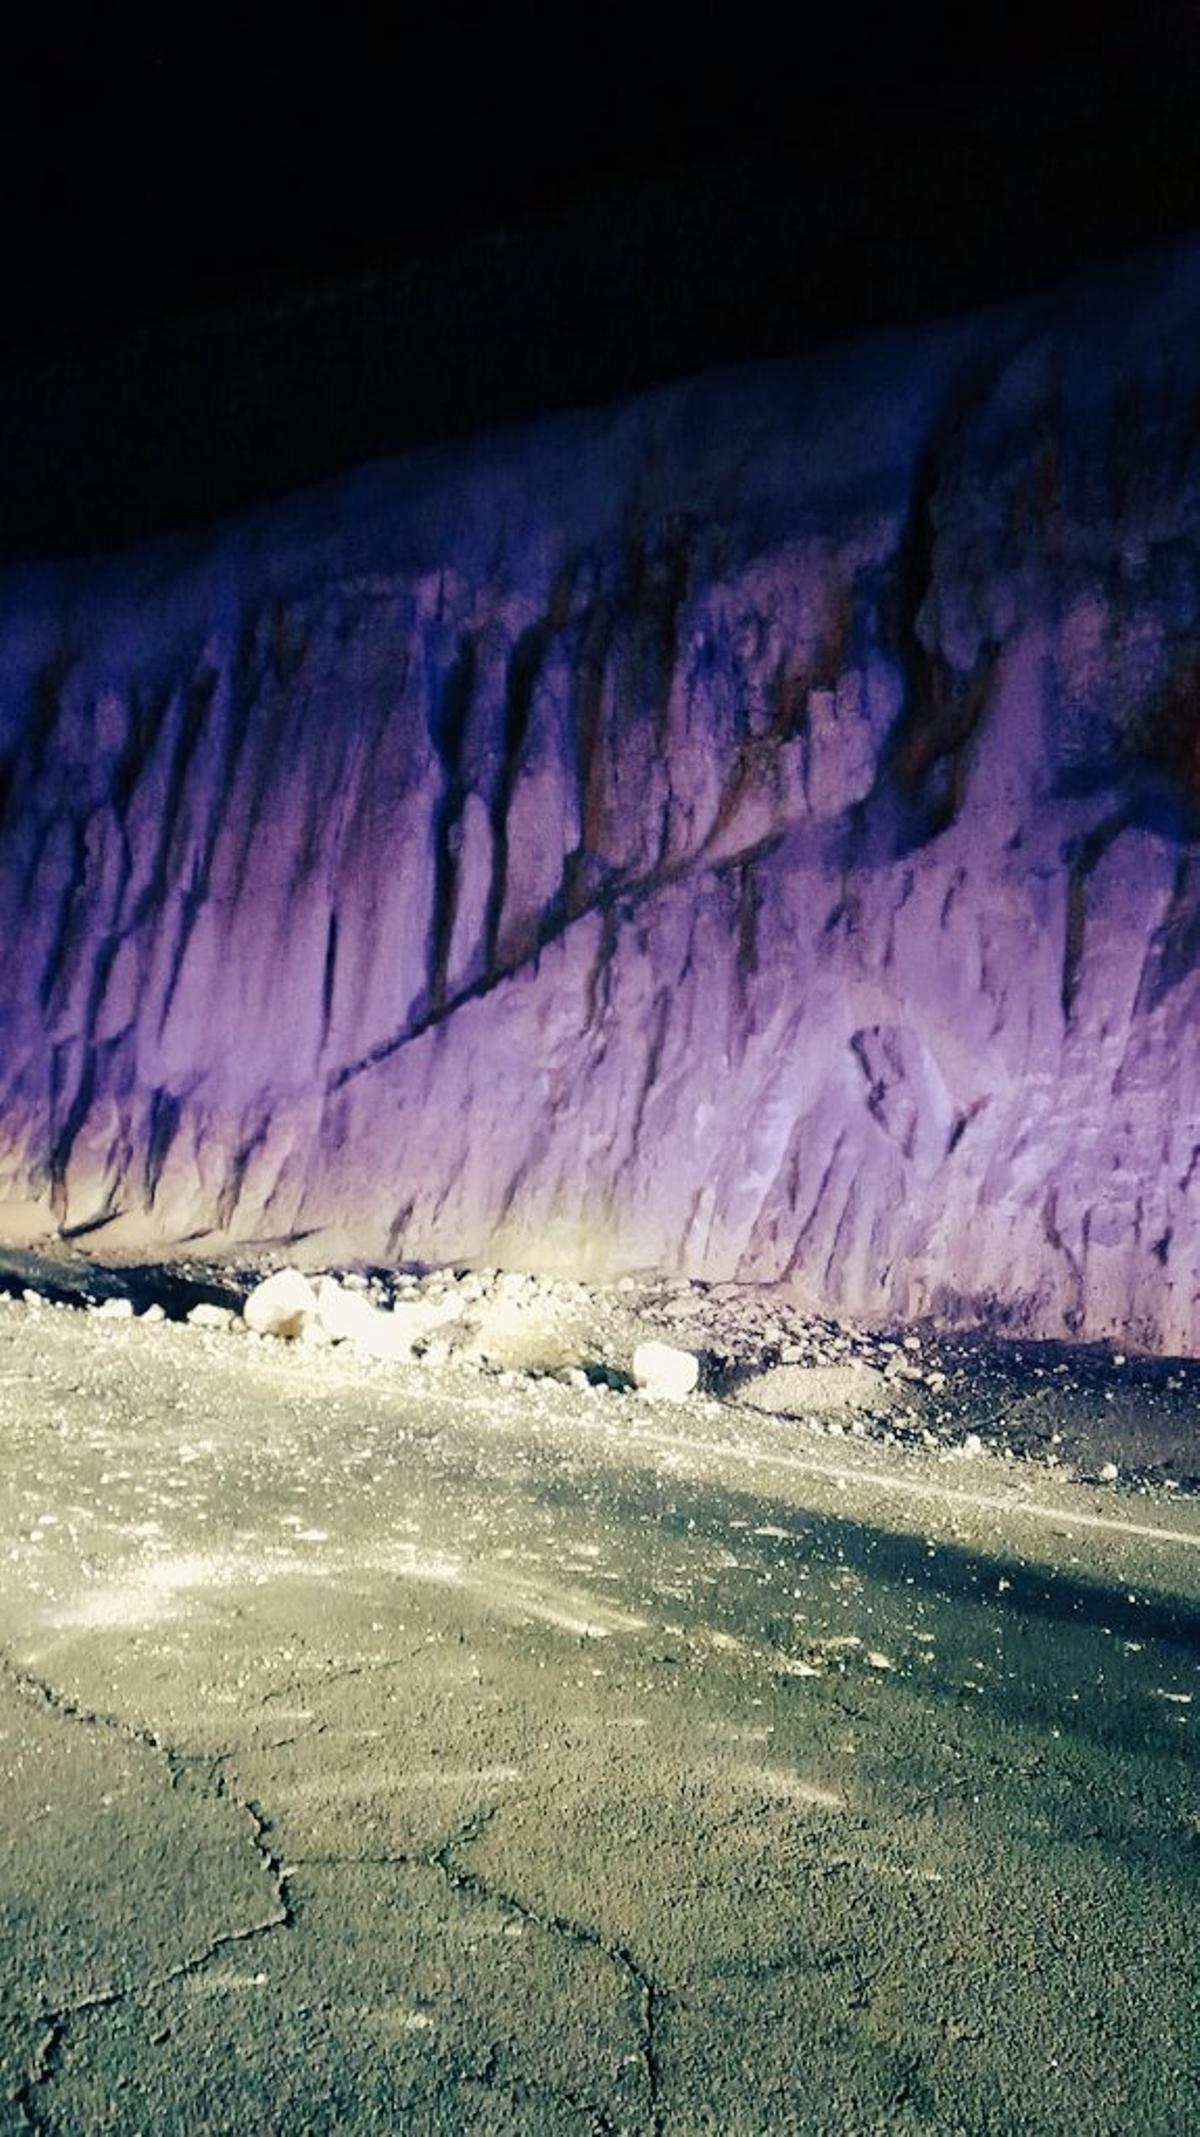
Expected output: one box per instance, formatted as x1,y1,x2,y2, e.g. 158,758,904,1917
1,1651,293,2126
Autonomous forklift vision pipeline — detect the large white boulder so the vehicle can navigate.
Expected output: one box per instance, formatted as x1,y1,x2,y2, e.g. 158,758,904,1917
632,1340,700,1403
315,1275,466,1359
315,1275,381,1345
243,1268,319,1339
315,1277,413,1357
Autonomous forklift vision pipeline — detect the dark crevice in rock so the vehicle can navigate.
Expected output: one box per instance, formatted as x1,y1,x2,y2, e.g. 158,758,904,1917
215,1109,275,1232
1136,853,1200,1014
1041,1187,1086,1332
37,817,88,1019
485,617,552,976
1060,810,1127,1023
320,906,339,1051
576,590,616,862
47,1043,99,1221
878,370,1002,852
418,628,475,1014
628,989,673,1165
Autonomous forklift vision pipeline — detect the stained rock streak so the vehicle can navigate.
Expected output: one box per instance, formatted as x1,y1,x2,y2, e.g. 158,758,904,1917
1,246,1199,1344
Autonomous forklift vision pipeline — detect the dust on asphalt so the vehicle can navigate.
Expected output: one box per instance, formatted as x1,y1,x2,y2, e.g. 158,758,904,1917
1,1293,1197,2134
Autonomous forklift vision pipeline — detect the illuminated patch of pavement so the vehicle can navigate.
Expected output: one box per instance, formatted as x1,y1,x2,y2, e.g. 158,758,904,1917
1,1310,1197,2133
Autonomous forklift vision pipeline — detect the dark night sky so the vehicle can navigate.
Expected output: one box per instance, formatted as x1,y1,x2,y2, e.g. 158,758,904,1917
2,3,1199,560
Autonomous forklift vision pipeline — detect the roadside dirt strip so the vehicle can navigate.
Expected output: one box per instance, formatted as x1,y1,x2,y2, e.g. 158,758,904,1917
2,1311,1197,2133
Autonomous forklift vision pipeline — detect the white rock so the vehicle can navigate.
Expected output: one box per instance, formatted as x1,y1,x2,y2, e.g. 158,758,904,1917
314,1276,416,1359
318,1274,465,1356
423,1290,466,1329
315,1274,378,1344
187,1302,233,1330
242,1268,319,1339
1098,1461,1120,1482
363,1304,425,1358
94,1296,133,1320
632,1340,700,1403
140,1302,166,1322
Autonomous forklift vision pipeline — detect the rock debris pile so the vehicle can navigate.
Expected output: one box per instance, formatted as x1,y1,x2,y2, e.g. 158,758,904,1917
3,1255,1195,1492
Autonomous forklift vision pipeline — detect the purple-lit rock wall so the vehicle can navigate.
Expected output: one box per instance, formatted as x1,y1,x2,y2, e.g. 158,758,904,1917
1,248,1198,1348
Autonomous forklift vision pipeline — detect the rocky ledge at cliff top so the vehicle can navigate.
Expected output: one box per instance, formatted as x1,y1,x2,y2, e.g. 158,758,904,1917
3,1252,1197,1492
1,247,1199,1348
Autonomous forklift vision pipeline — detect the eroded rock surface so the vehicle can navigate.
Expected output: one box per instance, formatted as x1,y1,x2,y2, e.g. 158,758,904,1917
1,247,1199,1346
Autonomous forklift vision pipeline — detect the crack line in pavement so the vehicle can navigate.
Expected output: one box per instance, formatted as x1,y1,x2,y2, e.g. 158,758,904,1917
294,1806,666,2135
1,1650,294,2127
432,1808,665,2137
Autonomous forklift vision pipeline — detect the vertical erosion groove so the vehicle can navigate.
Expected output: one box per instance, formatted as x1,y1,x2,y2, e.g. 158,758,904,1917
485,617,550,975
427,630,477,1012
320,907,339,1050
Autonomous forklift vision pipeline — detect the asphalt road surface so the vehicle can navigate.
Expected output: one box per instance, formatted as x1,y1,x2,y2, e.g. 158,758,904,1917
1,1306,1197,2134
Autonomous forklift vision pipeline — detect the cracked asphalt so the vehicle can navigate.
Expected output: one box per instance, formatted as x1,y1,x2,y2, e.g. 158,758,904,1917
1,1305,1198,2134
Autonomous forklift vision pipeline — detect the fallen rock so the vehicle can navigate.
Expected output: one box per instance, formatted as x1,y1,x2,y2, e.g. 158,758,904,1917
459,1290,571,1373
93,1296,134,1320
315,1274,382,1346
657,1293,704,1322
632,1340,700,1403
187,1302,233,1331
315,1274,466,1360
732,1362,896,1418
317,1279,414,1358
242,1268,319,1339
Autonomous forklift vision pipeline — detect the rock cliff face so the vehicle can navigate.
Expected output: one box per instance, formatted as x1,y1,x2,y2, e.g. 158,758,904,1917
1,247,1198,1350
